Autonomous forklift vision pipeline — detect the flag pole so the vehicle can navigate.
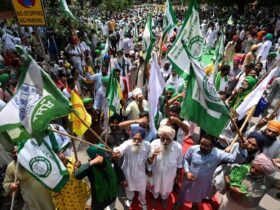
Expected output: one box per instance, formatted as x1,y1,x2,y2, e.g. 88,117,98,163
72,111,113,151
10,161,19,210
225,106,256,152
51,128,113,153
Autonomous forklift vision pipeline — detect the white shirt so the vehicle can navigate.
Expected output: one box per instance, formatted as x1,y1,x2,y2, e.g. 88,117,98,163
150,139,183,195
113,140,151,192
257,40,272,61
2,33,15,50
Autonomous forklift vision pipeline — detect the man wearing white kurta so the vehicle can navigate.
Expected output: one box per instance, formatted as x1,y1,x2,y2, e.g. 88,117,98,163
113,126,151,210
148,126,183,208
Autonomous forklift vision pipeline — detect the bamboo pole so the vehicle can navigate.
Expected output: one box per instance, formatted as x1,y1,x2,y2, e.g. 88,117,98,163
225,106,256,152
10,161,19,210
72,111,112,152
51,128,112,153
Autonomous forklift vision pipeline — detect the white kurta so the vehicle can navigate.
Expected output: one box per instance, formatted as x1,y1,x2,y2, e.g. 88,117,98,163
151,139,183,196
113,140,151,192
257,40,272,61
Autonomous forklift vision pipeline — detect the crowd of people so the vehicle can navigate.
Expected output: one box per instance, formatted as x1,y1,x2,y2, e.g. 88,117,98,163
0,2,280,210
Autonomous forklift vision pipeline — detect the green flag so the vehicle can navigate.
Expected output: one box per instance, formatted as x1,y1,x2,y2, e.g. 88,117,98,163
0,46,72,143
106,70,123,115
162,0,177,38
227,15,234,25
59,0,77,21
17,137,69,192
213,32,225,80
142,14,156,63
167,0,204,80
181,58,230,137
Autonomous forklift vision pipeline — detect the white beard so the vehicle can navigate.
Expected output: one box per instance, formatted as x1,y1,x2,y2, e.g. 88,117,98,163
160,144,170,156
131,143,143,153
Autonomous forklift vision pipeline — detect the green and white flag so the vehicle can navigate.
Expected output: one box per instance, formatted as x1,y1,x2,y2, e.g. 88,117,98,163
142,14,156,63
133,23,139,42
181,58,230,137
106,70,123,115
101,38,110,57
18,137,69,192
167,0,204,80
59,0,77,21
162,0,177,37
0,46,72,143
227,15,234,25
213,33,225,80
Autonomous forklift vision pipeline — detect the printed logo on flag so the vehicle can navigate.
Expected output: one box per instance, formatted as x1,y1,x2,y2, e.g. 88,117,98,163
203,76,220,102
29,156,52,178
18,83,42,121
188,36,204,59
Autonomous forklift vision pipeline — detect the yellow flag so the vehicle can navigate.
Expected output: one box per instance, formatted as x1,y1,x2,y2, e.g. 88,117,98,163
69,91,92,136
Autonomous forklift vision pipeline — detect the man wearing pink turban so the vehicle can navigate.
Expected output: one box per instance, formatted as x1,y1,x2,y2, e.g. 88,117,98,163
220,153,279,210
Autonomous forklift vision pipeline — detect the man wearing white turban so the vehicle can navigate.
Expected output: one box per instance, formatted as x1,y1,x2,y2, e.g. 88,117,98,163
147,126,183,209
219,153,279,210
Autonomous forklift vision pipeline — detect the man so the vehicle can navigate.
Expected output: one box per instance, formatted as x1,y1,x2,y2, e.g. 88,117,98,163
165,70,184,92
229,76,257,110
160,61,172,81
160,105,190,145
122,88,149,120
100,113,127,148
220,153,279,210
224,35,239,65
86,65,109,96
214,64,230,98
3,147,55,210
148,126,183,209
113,127,151,210
75,144,123,210
257,33,273,63
261,120,280,159
243,44,258,68
94,76,109,114
119,111,157,142
174,134,245,210
113,49,132,77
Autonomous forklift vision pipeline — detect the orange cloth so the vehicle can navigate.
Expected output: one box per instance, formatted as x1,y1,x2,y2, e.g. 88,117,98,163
267,120,280,133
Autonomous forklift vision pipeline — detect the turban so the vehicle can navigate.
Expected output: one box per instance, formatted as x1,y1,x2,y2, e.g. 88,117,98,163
131,126,146,139
0,74,9,85
162,45,167,53
244,76,257,88
83,97,93,106
165,85,176,94
252,153,275,175
267,120,280,134
268,52,277,59
247,132,268,149
103,54,110,60
101,76,109,84
132,88,142,98
265,33,273,40
250,44,259,51
87,144,106,159
95,49,101,55
158,126,176,140
233,35,239,42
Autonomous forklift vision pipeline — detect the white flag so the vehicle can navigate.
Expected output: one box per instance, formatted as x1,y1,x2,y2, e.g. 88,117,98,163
163,0,177,37
148,53,165,134
142,15,156,63
236,67,278,120
167,0,204,80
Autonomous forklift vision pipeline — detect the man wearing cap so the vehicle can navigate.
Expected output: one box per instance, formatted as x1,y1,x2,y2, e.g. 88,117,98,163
220,153,279,210
122,87,149,120
86,65,109,96
148,126,183,208
229,75,257,110
257,33,273,63
113,127,151,210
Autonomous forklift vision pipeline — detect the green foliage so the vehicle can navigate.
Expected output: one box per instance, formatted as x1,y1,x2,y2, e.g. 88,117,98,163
100,0,134,11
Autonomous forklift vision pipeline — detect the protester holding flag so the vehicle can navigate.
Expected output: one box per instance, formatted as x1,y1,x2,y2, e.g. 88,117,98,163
3,147,55,210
